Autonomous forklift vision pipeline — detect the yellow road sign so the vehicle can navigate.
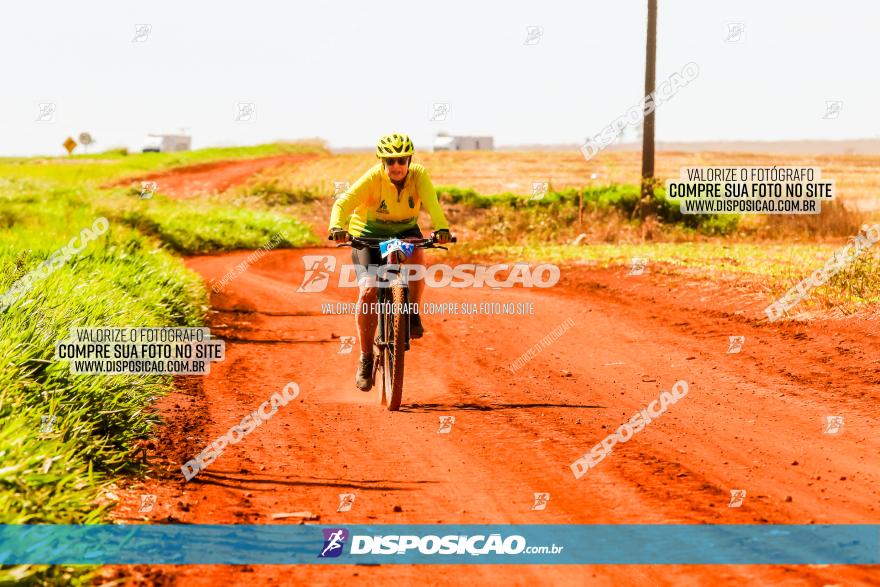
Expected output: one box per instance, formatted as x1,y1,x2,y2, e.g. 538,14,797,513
63,137,77,154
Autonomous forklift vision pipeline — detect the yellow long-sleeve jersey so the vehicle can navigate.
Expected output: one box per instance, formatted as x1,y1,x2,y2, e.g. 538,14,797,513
328,162,450,237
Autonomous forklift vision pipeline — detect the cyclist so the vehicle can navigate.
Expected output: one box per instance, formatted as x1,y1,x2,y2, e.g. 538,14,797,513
329,133,451,391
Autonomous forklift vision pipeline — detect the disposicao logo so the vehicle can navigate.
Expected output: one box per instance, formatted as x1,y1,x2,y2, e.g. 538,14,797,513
298,255,337,293
319,528,349,558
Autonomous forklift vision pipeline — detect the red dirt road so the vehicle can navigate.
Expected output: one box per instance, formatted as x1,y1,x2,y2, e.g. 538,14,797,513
111,247,880,586
111,154,316,197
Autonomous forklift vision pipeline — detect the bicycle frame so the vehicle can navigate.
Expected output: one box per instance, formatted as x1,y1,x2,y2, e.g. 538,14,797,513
375,255,410,351
351,237,432,353
331,233,456,409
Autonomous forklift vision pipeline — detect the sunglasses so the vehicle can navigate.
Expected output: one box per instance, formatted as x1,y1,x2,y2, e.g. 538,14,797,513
384,157,410,166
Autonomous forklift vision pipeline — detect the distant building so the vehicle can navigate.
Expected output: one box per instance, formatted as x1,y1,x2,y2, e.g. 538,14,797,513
142,134,191,153
433,134,494,152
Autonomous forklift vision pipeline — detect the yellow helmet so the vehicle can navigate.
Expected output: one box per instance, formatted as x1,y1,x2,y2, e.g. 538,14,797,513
376,133,414,158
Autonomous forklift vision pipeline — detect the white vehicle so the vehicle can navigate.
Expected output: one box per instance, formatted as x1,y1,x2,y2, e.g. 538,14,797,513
433,134,493,152
142,134,191,153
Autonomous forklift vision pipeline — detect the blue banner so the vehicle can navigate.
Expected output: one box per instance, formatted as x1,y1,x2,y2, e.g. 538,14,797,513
0,525,877,565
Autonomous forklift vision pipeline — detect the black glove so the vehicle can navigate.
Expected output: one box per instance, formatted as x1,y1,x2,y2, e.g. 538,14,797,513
432,229,452,244
329,227,350,243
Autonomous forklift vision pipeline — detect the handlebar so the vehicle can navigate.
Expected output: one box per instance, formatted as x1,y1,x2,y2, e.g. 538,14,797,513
328,234,457,250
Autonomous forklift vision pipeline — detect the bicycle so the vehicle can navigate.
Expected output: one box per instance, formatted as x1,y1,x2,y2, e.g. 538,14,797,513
331,234,456,411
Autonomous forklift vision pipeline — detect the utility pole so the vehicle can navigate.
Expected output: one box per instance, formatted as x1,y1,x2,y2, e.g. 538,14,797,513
639,0,658,214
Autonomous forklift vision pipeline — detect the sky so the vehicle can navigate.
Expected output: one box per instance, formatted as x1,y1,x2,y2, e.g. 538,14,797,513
1,0,878,156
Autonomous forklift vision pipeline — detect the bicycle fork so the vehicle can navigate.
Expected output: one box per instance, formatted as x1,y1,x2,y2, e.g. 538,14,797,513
376,252,411,352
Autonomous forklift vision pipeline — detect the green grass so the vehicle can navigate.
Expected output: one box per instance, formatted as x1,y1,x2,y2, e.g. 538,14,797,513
0,141,327,186
0,224,204,583
2,165,319,256
239,182,325,206
435,184,740,237
0,144,322,584
456,241,829,274
0,195,206,491
237,180,737,235
452,240,880,312
436,183,878,312
106,192,317,254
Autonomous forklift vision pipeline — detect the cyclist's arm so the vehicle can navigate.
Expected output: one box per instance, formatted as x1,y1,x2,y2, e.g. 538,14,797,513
328,170,373,231
416,169,450,231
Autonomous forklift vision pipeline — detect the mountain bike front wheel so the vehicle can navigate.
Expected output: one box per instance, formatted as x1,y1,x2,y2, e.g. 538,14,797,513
379,284,407,411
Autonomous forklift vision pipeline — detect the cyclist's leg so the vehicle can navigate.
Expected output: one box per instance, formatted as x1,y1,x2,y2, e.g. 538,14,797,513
409,247,425,307
356,282,378,354
397,225,425,307
397,225,425,337
351,246,379,356
351,245,380,390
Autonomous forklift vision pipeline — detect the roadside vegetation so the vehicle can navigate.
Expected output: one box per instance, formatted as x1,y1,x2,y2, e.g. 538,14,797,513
235,155,877,316
107,192,316,254
0,144,321,584
0,140,327,185
434,185,877,316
